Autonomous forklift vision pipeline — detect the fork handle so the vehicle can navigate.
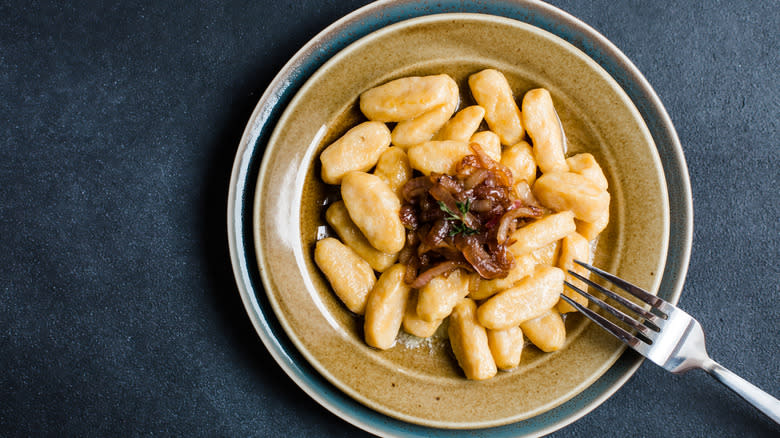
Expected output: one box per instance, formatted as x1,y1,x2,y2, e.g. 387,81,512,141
703,359,780,423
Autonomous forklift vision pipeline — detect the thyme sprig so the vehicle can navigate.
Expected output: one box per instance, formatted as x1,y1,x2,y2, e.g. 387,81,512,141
438,200,479,236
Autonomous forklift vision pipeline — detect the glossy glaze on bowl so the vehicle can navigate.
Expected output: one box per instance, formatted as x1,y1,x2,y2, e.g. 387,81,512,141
252,14,669,428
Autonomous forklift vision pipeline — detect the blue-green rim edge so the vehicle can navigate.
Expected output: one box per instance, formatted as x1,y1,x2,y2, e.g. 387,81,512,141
226,1,693,437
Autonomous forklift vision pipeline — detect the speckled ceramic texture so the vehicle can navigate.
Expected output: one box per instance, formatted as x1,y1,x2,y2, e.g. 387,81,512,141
252,14,668,428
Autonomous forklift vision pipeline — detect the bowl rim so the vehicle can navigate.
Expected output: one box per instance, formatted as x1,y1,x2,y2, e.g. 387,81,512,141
253,11,669,430
226,1,692,436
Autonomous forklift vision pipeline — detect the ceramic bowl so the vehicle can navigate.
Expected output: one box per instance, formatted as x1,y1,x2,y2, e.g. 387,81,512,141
228,1,692,436
254,12,666,428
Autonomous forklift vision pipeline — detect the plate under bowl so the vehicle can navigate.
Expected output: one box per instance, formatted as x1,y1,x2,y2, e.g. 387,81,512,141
228,1,691,436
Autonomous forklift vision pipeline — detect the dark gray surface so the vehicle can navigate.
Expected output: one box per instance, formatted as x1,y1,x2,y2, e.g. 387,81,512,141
1,0,777,436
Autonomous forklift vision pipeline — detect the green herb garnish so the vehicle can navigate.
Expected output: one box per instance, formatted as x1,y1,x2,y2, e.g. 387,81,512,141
438,200,479,236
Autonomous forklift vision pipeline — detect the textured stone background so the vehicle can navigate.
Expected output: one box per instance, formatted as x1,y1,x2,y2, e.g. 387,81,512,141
1,0,777,436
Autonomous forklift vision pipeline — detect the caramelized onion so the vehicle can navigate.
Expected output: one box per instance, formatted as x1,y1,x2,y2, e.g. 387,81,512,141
398,232,417,265
398,147,545,285
428,182,480,230
426,219,451,248
463,167,489,189
401,176,433,202
404,255,420,284
399,204,419,229
469,142,514,187
471,199,493,213
454,234,509,279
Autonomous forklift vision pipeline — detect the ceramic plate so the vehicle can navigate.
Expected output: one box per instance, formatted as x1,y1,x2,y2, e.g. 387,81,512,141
228,2,692,436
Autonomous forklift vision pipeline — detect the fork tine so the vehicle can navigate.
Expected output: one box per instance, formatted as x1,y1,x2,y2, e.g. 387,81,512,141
564,281,655,341
568,270,662,330
560,294,650,355
574,260,667,311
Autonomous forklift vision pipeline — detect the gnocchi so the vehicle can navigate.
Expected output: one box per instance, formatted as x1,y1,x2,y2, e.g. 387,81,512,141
520,309,566,352
364,264,412,350
533,172,610,223
468,130,502,162
314,237,376,315
341,171,406,254
320,121,391,184
522,88,568,174
434,105,485,141
360,74,453,122
556,232,590,314
407,140,472,175
508,211,576,257
373,146,412,199
314,69,611,381
468,69,524,145
566,153,608,191
487,326,524,370
501,140,537,186
449,298,497,380
416,268,470,322
402,291,443,338
477,265,565,330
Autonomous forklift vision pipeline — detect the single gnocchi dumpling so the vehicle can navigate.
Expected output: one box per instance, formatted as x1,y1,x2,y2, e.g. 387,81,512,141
566,153,608,191
320,121,391,185
477,265,564,330
416,268,470,322
434,105,485,142
468,69,525,145
407,140,472,175
449,298,497,380
508,211,575,257
364,264,412,350
360,74,454,122
532,172,610,224
487,326,524,370
556,232,590,313
314,237,376,315
501,140,537,186
341,171,406,254
373,147,412,200
522,88,568,174
402,291,443,338
468,131,502,162
520,309,566,352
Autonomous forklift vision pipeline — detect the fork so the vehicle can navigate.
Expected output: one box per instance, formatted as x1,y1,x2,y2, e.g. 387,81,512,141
561,260,780,423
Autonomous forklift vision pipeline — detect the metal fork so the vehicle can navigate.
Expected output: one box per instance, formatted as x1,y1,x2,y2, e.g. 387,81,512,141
561,260,780,423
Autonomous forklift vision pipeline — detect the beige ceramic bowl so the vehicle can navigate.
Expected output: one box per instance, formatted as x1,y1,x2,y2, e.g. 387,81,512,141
253,13,669,429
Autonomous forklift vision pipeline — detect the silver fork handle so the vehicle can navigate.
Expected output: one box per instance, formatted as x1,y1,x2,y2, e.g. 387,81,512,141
703,359,780,423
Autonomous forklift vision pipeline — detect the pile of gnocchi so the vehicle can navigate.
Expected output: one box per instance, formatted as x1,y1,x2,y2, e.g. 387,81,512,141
314,69,610,380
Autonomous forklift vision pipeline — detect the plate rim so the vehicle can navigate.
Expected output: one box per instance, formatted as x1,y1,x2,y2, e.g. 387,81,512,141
226,1,693,436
